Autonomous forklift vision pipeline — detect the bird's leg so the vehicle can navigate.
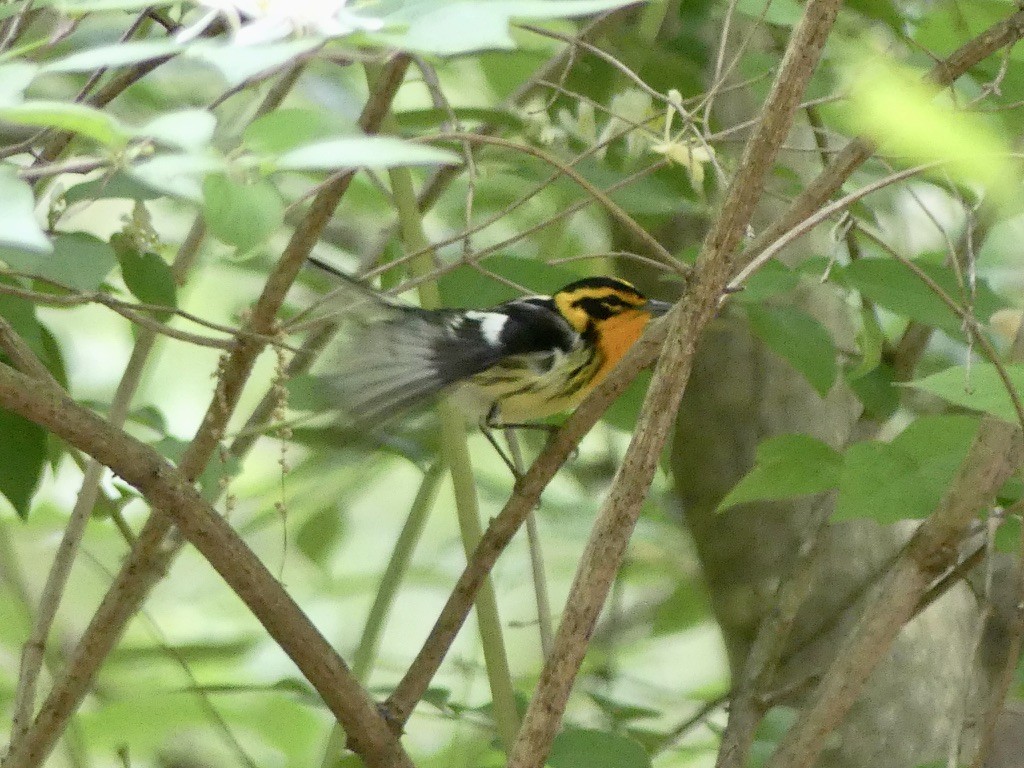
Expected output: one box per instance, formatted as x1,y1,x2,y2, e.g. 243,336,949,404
497,421,578,463
484,403,559,439
480,404,521,478
482,405,578,474
490,421,558,437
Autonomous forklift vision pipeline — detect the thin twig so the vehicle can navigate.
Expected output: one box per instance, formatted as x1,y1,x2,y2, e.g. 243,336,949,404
421,132,683,272
0,276,298,351
741,7,1024,268
0,0,35,52
854,223,1024,432
506,428,554,658
968,509,1024,768
727,164,934,290
359,112,668,285
714,496,834,768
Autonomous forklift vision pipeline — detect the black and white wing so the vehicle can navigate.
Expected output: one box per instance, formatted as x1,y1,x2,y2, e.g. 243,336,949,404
321,292,577,428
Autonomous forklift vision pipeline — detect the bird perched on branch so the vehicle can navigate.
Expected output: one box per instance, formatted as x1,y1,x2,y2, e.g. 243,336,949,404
322,274,673,429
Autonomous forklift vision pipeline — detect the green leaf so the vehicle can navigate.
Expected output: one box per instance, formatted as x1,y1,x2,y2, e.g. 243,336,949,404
0,293,43,365
836,446,922,525
35,232,117,291
747,304,837,396
913,0,1008,56
0,100,130,147
846,0,902,29
834,415,981,523
55,0,167,12
286,374,336,412
734,0,804,26
839,55,1017,203
994,512,1021,555
0,62,38,105
906,363,1024,424
567,158,694,217
202,175,284,253
0,290,67,404
129,152,226,202
243,108,351,154
602,370,652,432
295,506,346,565
846,362,899,420
0,295,51,518
998,477,1023,508
64,172,163,205
36,324,68,390
136,109,216,151
0,164,50,253
751,707,800,765
837,258,1007,338
186,39,320,88
275,137,459,172
848,305,885,379
733,261,800,303
41,39,182,73
387,0,640,55
548,728,651,768
127,405,168,435
0,408,47,518
587,692,662,723
652,581,710,635
112,236,177,319
719,434,842,511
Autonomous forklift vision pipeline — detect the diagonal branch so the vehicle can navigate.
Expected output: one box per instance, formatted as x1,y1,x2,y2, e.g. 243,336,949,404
504,1,842,764
384,310,670,727
764,416,1022,768
1,53,412,768
383,1,1024,743
0,362,412,768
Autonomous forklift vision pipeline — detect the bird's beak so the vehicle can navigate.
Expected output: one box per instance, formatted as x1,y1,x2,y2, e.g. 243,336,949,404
644,299,674,317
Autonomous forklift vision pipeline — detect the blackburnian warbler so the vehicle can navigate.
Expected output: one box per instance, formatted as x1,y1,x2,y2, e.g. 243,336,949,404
326,276,673,427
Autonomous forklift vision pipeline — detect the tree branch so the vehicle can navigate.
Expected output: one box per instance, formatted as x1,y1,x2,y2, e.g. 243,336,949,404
764,418,1022,768
968,509,1024,768
502,2,842,765
356,1,1024,747
741,7,1024,266
384,299,671,727
714,497,834,768
1,53,412,768
0,362,412,768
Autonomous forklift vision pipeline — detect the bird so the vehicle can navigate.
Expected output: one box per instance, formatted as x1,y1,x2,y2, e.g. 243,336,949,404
323,275,673,430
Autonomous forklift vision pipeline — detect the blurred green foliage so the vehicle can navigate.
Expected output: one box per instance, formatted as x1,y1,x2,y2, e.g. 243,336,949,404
0,0,1023,766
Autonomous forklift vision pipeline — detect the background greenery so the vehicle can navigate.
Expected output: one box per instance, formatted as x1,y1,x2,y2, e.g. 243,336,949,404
1,0,1024,767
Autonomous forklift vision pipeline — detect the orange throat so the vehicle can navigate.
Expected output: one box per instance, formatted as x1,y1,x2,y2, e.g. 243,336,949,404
590,310,652,391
